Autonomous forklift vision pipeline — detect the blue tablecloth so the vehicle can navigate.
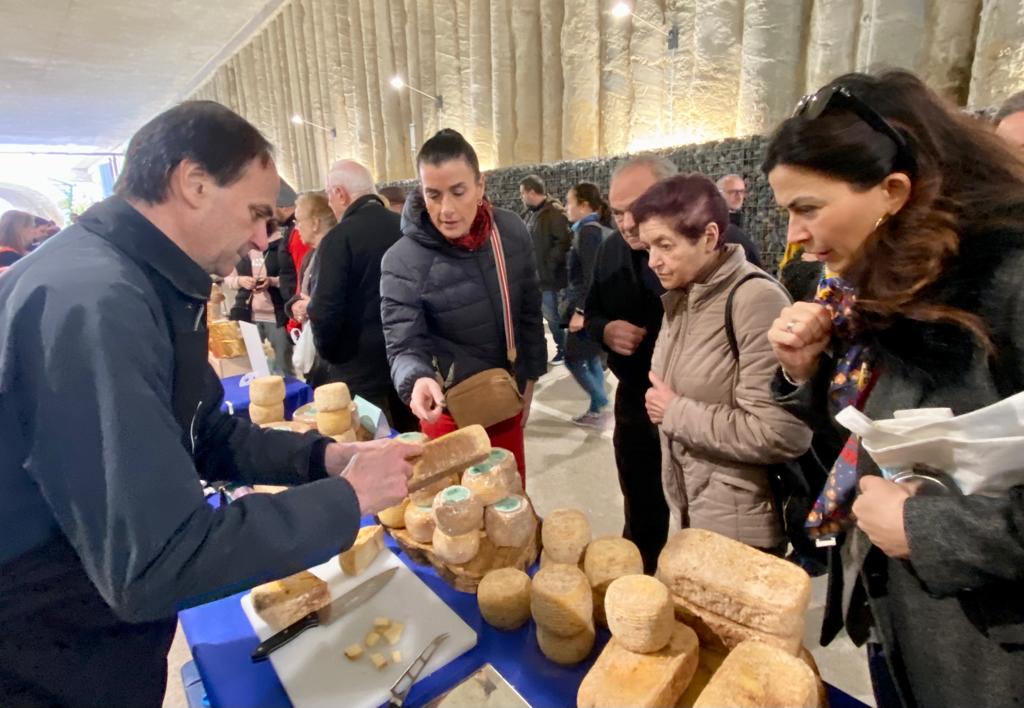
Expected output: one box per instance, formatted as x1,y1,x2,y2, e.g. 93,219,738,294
219,374,313,421
178,523,869,708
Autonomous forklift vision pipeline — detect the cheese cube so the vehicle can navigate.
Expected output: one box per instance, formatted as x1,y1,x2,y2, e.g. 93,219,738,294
370,653,388,670
344,644,364,661
383,621,405,645
365,631,381,647
391,650,403,664
373,616,391,629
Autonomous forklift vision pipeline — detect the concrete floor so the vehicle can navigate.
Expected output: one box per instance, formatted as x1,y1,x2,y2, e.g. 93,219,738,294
163,354,874,708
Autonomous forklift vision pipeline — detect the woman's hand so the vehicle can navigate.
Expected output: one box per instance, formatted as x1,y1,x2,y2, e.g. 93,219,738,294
292,295,310,322
410,377,445,423
852,476,912,559
645,371,677,425
568,312,585,333
237,275,255,290
766,302,832,384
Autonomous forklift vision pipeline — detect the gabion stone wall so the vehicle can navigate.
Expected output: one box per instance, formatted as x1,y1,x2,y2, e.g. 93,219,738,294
386,133,788,274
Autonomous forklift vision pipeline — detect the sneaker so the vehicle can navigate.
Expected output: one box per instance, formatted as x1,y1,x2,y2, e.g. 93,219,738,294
550,352,565,365
572,410,610,430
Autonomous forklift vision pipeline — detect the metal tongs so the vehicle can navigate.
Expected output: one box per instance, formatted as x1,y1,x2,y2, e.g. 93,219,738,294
386,632,450,707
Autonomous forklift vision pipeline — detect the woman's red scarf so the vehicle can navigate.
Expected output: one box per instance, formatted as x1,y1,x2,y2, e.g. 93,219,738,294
450,199,493,252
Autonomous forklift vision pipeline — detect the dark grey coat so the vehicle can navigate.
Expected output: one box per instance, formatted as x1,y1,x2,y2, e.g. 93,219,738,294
774,229,1024,708
380,193,547,403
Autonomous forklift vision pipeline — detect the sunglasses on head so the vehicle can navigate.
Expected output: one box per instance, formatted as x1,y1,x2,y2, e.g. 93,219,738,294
793,84,917,176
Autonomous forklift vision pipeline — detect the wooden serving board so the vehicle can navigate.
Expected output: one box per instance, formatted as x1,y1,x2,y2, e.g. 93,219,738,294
390,518,542,594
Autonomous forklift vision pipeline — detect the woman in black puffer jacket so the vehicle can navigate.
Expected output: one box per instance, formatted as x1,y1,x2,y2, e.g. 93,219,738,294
380,129,546,480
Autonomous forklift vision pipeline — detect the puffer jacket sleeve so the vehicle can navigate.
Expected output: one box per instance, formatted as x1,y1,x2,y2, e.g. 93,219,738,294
661,279,812,463
507,214,547,381
380,243,435,403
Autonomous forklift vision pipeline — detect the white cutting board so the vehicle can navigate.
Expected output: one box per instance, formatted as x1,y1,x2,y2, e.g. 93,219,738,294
241,549,477,708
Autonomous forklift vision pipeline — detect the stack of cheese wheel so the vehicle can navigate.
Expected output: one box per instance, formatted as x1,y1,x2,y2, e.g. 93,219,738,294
468,448,522,496
583,536,644,626
461,458,512,506
314,383,356,442
249,376,285,424
540,508,591,567
577,574,700,708
403,501,436,543
477,567,532,630
408,426,489,506
530,563,595,664
431,485,483,564
484,495,536,548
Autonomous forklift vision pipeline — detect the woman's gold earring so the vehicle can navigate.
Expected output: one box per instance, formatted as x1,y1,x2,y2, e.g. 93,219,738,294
874,214,887,230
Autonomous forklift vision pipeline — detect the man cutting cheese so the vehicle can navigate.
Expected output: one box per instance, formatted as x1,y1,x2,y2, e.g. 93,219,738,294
0,102,419,706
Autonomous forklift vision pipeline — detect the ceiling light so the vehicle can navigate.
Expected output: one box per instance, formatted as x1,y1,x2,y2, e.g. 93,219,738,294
290,114,303,125
611,2,631,18
389,76,405,89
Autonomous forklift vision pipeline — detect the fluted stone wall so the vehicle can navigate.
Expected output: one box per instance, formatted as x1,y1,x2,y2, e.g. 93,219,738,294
190,0,1024,189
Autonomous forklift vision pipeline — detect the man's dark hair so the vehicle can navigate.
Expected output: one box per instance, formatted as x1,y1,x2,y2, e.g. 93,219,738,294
416,128,481,179
379,185,406,205
519,174,546,195
115,100,273,204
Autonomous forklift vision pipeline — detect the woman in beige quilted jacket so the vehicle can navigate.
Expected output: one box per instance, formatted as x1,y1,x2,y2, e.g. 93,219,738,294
634,174,812,552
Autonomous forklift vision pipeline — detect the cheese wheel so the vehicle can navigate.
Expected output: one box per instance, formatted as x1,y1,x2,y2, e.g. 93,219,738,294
317,408,353,435
484,496,536,548
541,508,591,564
481,447,522,494
432,485,484,535
530,564,593,637
432,527,481,565
314,382,352,412
292,402,318,425
249,402,284,424
409,473,458,507
539,549,557,569
604,575,674,654
404,503,436,543
332,430,357,443
396,432,429,444
250,376,285,406
478,568,531,630
583,537,644,626
260,420,316,433
411,425,490,485
461,461,510,506
377,498,409,528
692,640,819,708
536,622,595,665
251,570,329,631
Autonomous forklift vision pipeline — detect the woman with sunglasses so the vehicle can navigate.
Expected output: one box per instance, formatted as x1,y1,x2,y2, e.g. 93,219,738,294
765,70,1024,707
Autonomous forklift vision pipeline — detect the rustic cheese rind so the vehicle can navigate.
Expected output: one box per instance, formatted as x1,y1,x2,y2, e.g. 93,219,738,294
249,402,284,424
432,486,484,535
541,509,591,564
670,592,803,656
377,498,409,529
530,564,593,637
604,575,674,653
536,621,595,665
692,640,818,708
411,425,490,487
461,462,511,506
584,536,643,625
432,527,481,565
314,382,352,411
656,528,811,637
250,376,285,405
484,447,523,494
478,568,532,630
404,502,437,543
251,570,329,631
577,621,700,708
316,408,354,436
484,496,536,548
339,525,384,576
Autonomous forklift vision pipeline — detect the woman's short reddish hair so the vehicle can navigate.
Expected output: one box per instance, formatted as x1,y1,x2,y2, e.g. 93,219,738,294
631,173,729,248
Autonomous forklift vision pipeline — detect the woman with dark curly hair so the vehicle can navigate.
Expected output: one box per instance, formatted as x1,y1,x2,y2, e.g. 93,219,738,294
765,70,1024,707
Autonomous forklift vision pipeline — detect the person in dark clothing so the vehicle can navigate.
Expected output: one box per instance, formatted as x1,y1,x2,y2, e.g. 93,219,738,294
584,156,675,573
381,129,546,479
563,182,613,428
766,70,1024,708
379,185,407,215
0,101,419,707
310,160,418,432
520,174,572,364
778,244,825,303
723,222,763,268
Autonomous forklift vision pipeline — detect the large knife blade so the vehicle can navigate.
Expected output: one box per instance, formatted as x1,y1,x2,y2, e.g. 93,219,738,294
251,566,398,662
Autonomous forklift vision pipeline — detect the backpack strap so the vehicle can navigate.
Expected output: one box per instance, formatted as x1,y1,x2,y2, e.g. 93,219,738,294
724,272,779,361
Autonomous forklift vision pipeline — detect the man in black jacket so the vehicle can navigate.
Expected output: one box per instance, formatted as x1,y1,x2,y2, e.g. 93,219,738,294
310,159,418,431
0,102,418,706
584,156,675,573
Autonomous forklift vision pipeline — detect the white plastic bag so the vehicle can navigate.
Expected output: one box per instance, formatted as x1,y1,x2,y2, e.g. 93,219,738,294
291,325,316,378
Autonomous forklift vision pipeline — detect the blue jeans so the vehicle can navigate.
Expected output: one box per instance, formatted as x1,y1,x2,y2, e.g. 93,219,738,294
541,289,566,356
566,355,609,413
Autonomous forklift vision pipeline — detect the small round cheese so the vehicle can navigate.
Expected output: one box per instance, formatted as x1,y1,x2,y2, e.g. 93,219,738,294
604,574,674,653
292,402,317,425
377,498,409,528
530,564,593,637
539,549,557,569
478,568,531,630
541,509,591,564
432,486,484,536
432,527,480,565
404,503,436,543
483,448,522,494
484,496,536,548
461,461,510,506
249,376,285,406
409,473,458,507
317,408,354,436
583,537,644,626
536,622,595,665
314,382,352,412
249,402,284,424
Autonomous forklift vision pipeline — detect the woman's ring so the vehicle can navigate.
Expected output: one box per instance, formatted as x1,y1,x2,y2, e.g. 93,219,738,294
785,320,797,333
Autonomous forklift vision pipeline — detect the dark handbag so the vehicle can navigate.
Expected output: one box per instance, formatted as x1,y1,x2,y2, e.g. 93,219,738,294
444,224,524,429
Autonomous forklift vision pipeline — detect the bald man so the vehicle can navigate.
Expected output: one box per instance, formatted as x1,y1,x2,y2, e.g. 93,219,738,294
310,160,418,431
995,91,1024,154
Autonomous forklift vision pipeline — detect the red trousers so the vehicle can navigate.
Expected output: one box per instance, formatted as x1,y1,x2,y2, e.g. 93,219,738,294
420,411,526,485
